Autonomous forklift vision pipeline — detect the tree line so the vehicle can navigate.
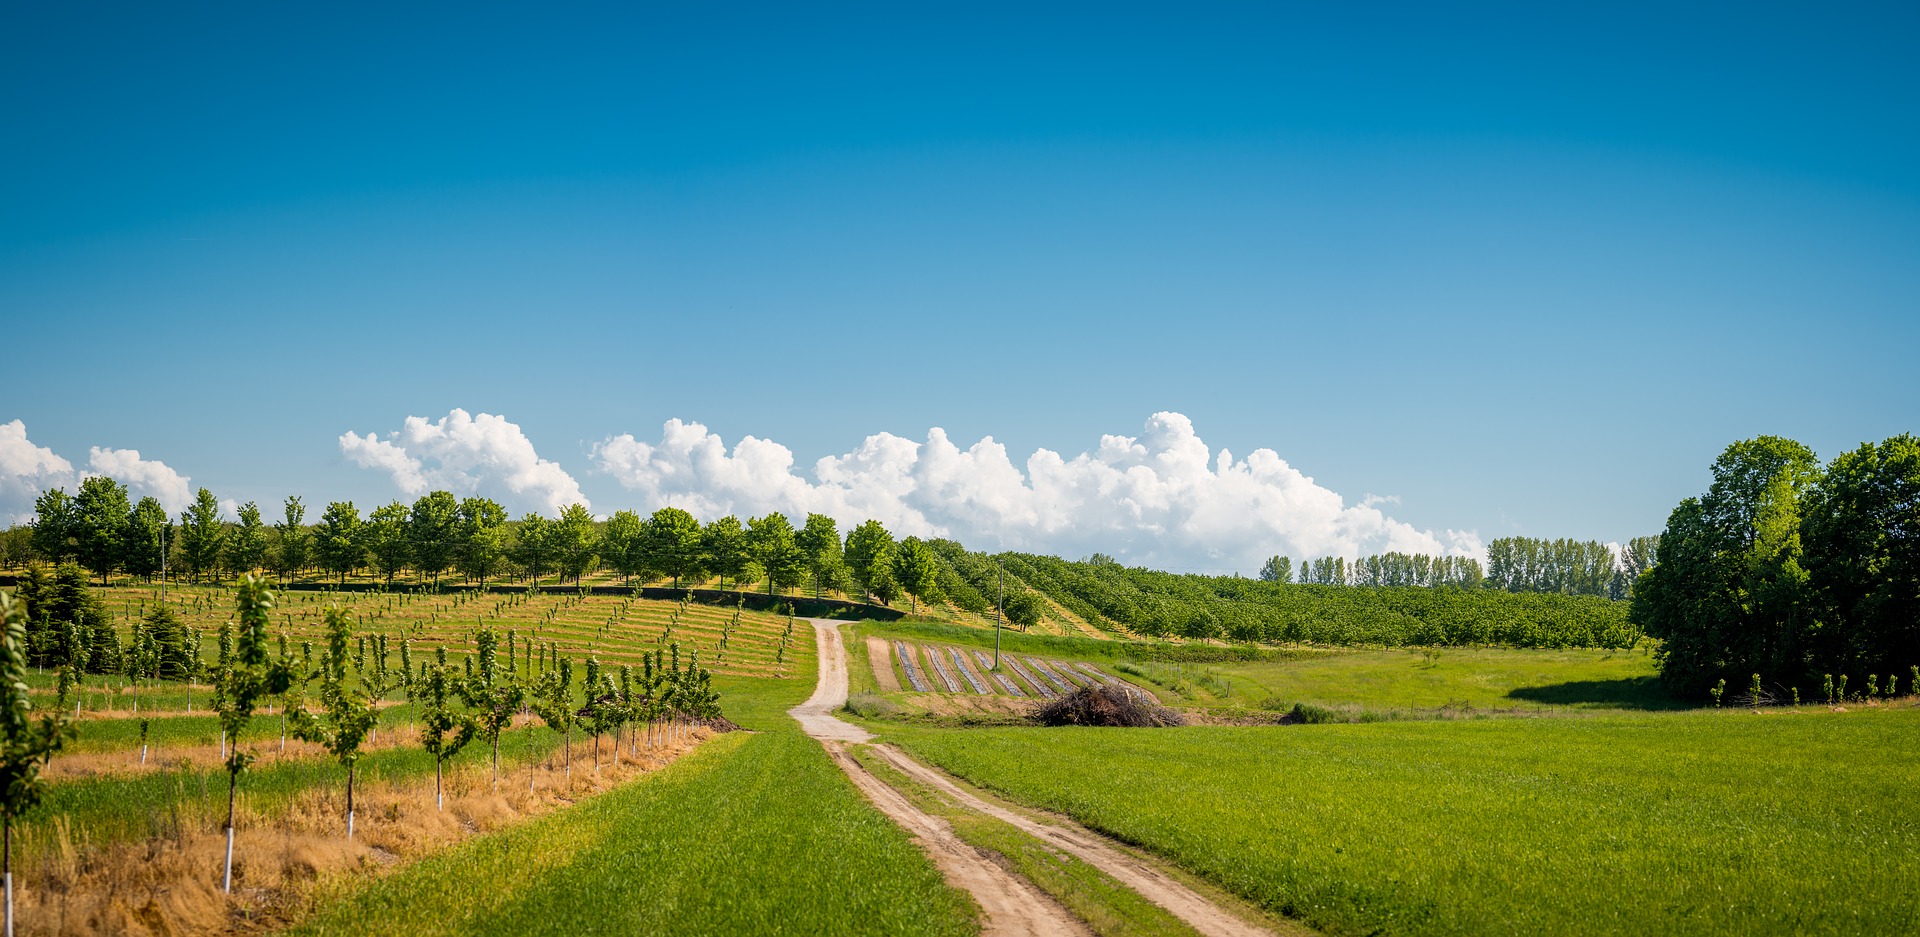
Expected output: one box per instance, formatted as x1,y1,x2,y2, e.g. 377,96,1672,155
11,482,989,614
1631,434,1919,699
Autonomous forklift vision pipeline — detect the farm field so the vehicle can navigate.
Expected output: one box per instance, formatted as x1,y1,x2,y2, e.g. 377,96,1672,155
877,704,1920,936
295,672,980,937
1156,646,1671,713
846,620,1674,719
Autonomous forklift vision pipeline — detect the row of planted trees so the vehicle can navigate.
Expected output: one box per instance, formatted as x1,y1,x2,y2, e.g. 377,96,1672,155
12,481,964,612
0,574,723,932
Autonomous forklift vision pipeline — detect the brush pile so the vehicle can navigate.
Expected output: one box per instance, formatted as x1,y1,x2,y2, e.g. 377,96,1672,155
1031,684,1184,728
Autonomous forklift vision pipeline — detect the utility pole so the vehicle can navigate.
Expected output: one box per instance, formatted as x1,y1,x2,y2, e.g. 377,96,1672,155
994,558,1003,670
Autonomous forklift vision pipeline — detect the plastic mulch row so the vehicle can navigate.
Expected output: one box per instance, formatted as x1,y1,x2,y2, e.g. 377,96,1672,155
973,650,1027,696
894,640,930,692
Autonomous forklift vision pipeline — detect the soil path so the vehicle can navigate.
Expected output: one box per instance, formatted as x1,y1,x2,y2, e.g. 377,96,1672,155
795,619,1086,936
867,744,1284,937
865,635,902,692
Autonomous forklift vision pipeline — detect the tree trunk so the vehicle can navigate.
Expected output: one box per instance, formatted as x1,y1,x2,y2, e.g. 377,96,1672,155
346,763,356,840
223,771,238,893
435,756,443,811
6,814,14,937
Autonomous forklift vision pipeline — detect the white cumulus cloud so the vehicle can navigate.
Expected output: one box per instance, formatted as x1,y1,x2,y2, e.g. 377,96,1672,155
341,409,588,516
592,412,1482,572
0,420,77,524
85,447,195,514
0,422,198,523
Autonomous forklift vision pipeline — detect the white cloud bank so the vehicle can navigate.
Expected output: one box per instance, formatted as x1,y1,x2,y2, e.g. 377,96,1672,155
1,420,196,523
592,411,1482,572
341,409,588,516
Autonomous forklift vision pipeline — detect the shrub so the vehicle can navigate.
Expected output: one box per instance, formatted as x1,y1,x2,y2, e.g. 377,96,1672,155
1289,702,1339,724
845,692,902,719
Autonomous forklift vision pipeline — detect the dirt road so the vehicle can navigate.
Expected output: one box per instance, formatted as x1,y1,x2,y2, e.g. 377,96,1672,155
794,619,1286,937
793,619,1086,936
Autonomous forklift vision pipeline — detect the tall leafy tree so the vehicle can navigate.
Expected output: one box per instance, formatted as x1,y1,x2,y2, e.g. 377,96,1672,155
512,513,556,586
0,592,75,936
225,501,269,575
272,496,310,586
1801,434,1920,679
407,491,461,586
601,510,647,586
456,497,508,586
122,497,169,582
844,519,895,602
1258,555,1292,583
746,512,806,596
893,537,943,614
29,489,76,564
178,488,227,583
701,515,750,590
530,656,577,778
363,501,412,587
72,476,130,583
642,507,704,588
551,504,600,585
315,501,365,587
796,513,845,598
1631,436,1821,696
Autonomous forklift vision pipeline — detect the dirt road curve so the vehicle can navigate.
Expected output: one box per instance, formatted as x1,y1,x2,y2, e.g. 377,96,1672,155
794,619,1283,937
794,619,1086,936
790,618,873,743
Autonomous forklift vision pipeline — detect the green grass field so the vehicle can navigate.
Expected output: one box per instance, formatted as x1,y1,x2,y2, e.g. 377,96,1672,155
878,705,1920,936
295,674,981,937
1189,645,1673,712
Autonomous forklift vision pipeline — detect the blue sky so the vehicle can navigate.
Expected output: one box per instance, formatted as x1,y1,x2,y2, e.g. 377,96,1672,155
3,2,1916,567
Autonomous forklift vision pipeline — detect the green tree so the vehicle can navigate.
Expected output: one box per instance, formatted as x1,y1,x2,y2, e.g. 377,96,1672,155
844,519,896,602
893,537,942,614
72,476,130,583
1801,434,1920,680
418,649,477,811
288,605,378,839
531,656,578,779
1003,589,1044,629
746,512,806,596
1258,555,1292,583
315,501,365,587
701,515,750,590
642,507,704,588
178,488,227,583
511,513,554,587
407,491,461,586
456,497,508,586
551,504,600,585
272,496,310,586
363,501,412,587
796,513,845,598
123,497,169,582
462,628,524,789
0,591,76,935
1631,436,1821,695
30,488,76,564
216,576,293,891
225,501,269,575
601,510,646,586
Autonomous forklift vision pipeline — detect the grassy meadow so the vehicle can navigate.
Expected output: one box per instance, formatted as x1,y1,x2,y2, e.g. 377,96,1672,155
878,704,1920,936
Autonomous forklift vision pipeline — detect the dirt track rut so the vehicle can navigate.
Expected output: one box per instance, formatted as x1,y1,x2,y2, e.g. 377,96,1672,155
794,619,1284,937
